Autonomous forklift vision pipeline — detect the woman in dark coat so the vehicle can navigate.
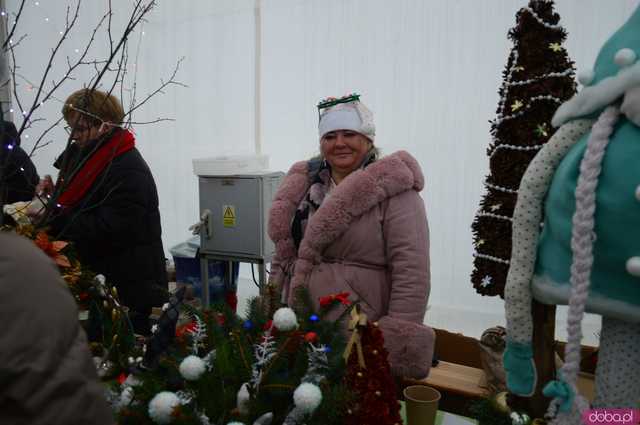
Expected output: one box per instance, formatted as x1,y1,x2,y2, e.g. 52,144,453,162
46,89,167,335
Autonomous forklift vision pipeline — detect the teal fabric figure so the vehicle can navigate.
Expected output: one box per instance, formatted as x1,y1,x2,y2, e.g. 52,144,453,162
504,6,640,424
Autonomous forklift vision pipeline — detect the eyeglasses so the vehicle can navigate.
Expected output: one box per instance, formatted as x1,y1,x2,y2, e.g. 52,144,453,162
64,125,92,135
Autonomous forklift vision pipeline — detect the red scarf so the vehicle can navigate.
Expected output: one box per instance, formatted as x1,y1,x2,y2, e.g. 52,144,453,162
58,129,135,208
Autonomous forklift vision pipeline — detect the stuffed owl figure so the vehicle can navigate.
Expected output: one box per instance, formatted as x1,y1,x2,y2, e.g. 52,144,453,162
503,6,640,424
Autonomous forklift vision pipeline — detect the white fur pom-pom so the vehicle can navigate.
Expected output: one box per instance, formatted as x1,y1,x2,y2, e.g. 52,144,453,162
117,386,134,410
124,374,142,387
510,411,531,425
148,391,180,424
577,69,595,86
179,355,206,381
626,256,640,277
273,307,298,331
293,382,322,413
615,48,637,67
237,382,250,415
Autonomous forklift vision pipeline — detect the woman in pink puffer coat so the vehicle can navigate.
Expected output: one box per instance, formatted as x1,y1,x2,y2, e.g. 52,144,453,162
267,94,435,379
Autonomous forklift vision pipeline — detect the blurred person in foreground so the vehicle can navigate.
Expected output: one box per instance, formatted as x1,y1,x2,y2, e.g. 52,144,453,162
0,232,113,425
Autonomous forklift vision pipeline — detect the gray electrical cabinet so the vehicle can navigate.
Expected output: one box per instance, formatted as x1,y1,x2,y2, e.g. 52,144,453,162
197,172,284,260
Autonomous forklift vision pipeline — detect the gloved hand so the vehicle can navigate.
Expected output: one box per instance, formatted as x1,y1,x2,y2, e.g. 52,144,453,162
503,340,537,396
543,379,575,413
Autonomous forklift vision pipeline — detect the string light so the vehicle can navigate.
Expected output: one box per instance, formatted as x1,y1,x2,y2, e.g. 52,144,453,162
75,48,79,53
0,11,6,16
9,108,13,113
24,134,29,139
6,144,13,150
44,17,49,22
35,1,40,5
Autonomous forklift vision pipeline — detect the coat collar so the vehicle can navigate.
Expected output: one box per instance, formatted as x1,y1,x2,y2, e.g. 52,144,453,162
269,150,424,269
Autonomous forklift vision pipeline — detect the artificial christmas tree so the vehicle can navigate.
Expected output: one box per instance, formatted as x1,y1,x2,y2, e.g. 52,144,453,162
471,0,576,297
114,293,355,425
343,307,402,425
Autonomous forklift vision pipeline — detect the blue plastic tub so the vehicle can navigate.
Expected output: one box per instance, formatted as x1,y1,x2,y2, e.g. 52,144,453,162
170,237,239,305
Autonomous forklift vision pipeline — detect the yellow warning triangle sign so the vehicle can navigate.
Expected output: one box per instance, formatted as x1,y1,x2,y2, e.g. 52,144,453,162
224,206,235,219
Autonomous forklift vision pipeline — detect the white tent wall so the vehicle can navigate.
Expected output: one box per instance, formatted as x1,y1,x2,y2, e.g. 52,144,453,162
7,0,639,342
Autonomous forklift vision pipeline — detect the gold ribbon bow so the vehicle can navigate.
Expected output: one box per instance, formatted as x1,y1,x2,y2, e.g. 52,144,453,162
343,305,368,368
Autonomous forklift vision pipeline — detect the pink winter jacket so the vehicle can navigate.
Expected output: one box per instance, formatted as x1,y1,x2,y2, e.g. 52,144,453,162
268,150,435,379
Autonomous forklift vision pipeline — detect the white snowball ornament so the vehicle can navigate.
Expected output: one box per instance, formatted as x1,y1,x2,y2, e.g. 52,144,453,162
124,374,142,387
179,355,206,381
293,382,322,414
273,307,298,331
577,68,595,86
237,382,250,415
510,411,531,425
117,386,134,410
626,256,640,277
615,47,637,67
148,391,181,424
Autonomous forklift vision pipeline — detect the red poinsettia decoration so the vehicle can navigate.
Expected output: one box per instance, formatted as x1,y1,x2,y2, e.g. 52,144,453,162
34,232,71,268
319,291,352,307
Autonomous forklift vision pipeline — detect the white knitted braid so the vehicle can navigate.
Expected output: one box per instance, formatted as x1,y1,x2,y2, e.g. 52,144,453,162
547,105,621,422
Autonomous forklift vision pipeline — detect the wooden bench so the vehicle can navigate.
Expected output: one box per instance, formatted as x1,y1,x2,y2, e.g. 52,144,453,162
401,328,596,416
420,361,489,398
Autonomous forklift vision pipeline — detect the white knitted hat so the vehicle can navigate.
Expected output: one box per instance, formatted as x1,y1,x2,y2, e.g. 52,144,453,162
317,94,375,142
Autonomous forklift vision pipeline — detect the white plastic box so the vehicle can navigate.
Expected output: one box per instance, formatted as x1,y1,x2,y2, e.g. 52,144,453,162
192,154,269,176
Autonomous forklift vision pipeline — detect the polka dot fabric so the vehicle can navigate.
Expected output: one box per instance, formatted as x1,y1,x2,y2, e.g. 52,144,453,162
593,317,640,408
504,119,593,344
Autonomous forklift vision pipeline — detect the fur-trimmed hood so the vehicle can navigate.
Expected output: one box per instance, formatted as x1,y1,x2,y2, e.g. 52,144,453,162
269,150,424,298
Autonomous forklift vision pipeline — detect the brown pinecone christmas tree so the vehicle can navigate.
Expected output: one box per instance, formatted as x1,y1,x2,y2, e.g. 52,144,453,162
343,315,402,425
471,0,576,297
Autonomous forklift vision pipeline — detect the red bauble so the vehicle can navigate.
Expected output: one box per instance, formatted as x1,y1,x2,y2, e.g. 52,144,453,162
304,331,318,343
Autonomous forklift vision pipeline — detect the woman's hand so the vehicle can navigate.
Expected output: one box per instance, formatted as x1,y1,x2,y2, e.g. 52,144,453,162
25,198,47,219
36,175,54,198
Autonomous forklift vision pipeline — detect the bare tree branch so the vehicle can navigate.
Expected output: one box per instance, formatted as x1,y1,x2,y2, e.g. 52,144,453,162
30,139,53,152
124,57,186,121
128,118,175,125
2,0,26,50
16,0,82,136
88,0,155,93
28,116,65,157
17,1,111,138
